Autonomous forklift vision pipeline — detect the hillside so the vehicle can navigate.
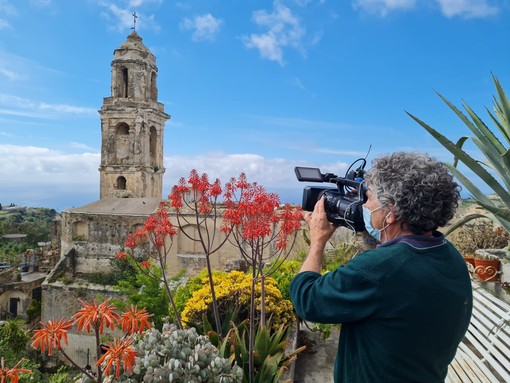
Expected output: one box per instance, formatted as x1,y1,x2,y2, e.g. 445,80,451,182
0,205,58,262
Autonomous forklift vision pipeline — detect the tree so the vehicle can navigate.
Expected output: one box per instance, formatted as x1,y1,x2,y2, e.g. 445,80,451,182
221,175,303,382
168,170,236,333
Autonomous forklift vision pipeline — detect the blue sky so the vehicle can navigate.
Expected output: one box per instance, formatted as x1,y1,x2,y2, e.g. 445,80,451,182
0,0,509,211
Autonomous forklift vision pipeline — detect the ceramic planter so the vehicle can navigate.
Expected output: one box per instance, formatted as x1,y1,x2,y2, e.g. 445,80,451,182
474,258,500,282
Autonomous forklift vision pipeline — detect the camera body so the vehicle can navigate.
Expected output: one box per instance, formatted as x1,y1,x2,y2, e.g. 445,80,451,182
295,165,367,231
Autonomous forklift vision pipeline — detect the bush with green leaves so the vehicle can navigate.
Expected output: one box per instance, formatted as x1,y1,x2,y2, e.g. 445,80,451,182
265,260,301,301
104,324,243,383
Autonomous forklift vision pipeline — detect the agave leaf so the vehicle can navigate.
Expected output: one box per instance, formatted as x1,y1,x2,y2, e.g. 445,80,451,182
469,136,510,190
487,106,510,145
445,165,497,206
407,112,510,207
444,213,493,236
462,101,505,153
453,137,470,168
493,74,510,140
436,91,505,153
254,354,282,383
473,201,510,225
438,93,510,187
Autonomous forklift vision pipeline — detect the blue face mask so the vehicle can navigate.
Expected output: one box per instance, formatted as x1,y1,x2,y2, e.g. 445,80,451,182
363,205,383,242
362,205,391,242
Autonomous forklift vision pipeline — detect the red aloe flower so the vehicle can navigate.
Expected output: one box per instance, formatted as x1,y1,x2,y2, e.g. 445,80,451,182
31,317,73,355
119,305,153,334
169,177,188,209
210,178,222,197
115,251,128,260
0,358,31,383
72,299,120,335
124,233,138,250
141,260,151,269
96,338,137,378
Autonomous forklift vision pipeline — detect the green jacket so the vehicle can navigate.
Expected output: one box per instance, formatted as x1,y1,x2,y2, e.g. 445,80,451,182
290,233,472,383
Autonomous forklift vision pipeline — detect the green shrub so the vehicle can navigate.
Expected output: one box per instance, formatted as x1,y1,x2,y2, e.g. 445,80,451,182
181,271,295,333
265,260,301,301
105,324,243,383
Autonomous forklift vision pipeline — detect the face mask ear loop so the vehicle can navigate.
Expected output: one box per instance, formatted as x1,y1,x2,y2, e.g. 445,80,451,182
379,209,394,242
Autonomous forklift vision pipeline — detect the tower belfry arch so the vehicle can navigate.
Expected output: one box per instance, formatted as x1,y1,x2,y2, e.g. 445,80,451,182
99,31,170,199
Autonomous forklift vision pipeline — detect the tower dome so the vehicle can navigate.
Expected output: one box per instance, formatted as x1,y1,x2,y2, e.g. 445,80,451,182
110,31,159,101
114,31,156,66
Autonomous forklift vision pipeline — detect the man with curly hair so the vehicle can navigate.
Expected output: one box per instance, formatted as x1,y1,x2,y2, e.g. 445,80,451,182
291,152,472,383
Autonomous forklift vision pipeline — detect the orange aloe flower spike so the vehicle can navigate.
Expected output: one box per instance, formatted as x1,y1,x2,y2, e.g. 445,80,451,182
96,338,137,378
72,299,120,335
119,305,153,335
31,318,73,355
0,358,31,383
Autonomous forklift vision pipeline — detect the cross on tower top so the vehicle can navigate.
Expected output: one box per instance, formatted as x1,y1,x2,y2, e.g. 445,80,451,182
131,12,138,31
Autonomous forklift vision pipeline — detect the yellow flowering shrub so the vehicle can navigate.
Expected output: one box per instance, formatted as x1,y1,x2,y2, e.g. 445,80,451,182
181,270,295,330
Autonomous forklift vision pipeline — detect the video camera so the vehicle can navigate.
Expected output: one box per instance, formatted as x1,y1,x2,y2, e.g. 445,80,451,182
294,159,367,231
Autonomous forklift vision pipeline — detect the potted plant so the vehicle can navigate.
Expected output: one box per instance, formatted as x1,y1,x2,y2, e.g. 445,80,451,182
463,254,475,273
474,250,500,282
449,220,509,275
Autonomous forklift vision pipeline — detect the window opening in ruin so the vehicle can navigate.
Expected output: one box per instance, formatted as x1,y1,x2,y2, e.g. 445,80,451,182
72,221,89,241
116,176,127,190
9,298,18,316
122,67,128,98
150,126,157,164
117,123,130,135
150,72,157,100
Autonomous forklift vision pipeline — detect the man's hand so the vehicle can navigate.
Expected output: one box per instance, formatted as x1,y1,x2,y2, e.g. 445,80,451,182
299,196,337,273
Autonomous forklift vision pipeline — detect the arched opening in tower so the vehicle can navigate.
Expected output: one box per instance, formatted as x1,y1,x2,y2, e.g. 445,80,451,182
150,72,157,101
115,176,127,190
150,126,157,165
122,67,129,98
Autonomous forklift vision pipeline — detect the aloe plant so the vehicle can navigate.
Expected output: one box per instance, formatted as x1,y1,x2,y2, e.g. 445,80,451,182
407,74,510,254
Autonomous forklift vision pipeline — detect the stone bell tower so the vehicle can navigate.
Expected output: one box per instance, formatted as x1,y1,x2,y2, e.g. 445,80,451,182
99,31,169,199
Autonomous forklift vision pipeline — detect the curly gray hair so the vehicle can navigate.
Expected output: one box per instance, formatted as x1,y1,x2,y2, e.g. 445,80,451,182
364,152,460,234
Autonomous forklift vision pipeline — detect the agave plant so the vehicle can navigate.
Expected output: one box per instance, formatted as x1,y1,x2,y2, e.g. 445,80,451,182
407,74,510,255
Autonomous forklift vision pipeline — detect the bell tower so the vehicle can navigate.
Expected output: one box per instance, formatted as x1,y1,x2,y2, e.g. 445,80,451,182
99,31,169,199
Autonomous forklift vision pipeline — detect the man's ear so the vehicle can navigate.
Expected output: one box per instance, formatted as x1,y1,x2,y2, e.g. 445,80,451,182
386,207,397,224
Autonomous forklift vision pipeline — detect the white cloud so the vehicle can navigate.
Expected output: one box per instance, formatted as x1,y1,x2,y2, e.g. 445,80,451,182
181,14,223,42
352,0,416,16
0,144,100,210
0,94,96,119
39,102,97,115
163,152,352,204
164,153,296,188
435,0,499,18
70,142,98,152
242,0,306,65
0,19,10,29
0,144,99,186
0,145,352,208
